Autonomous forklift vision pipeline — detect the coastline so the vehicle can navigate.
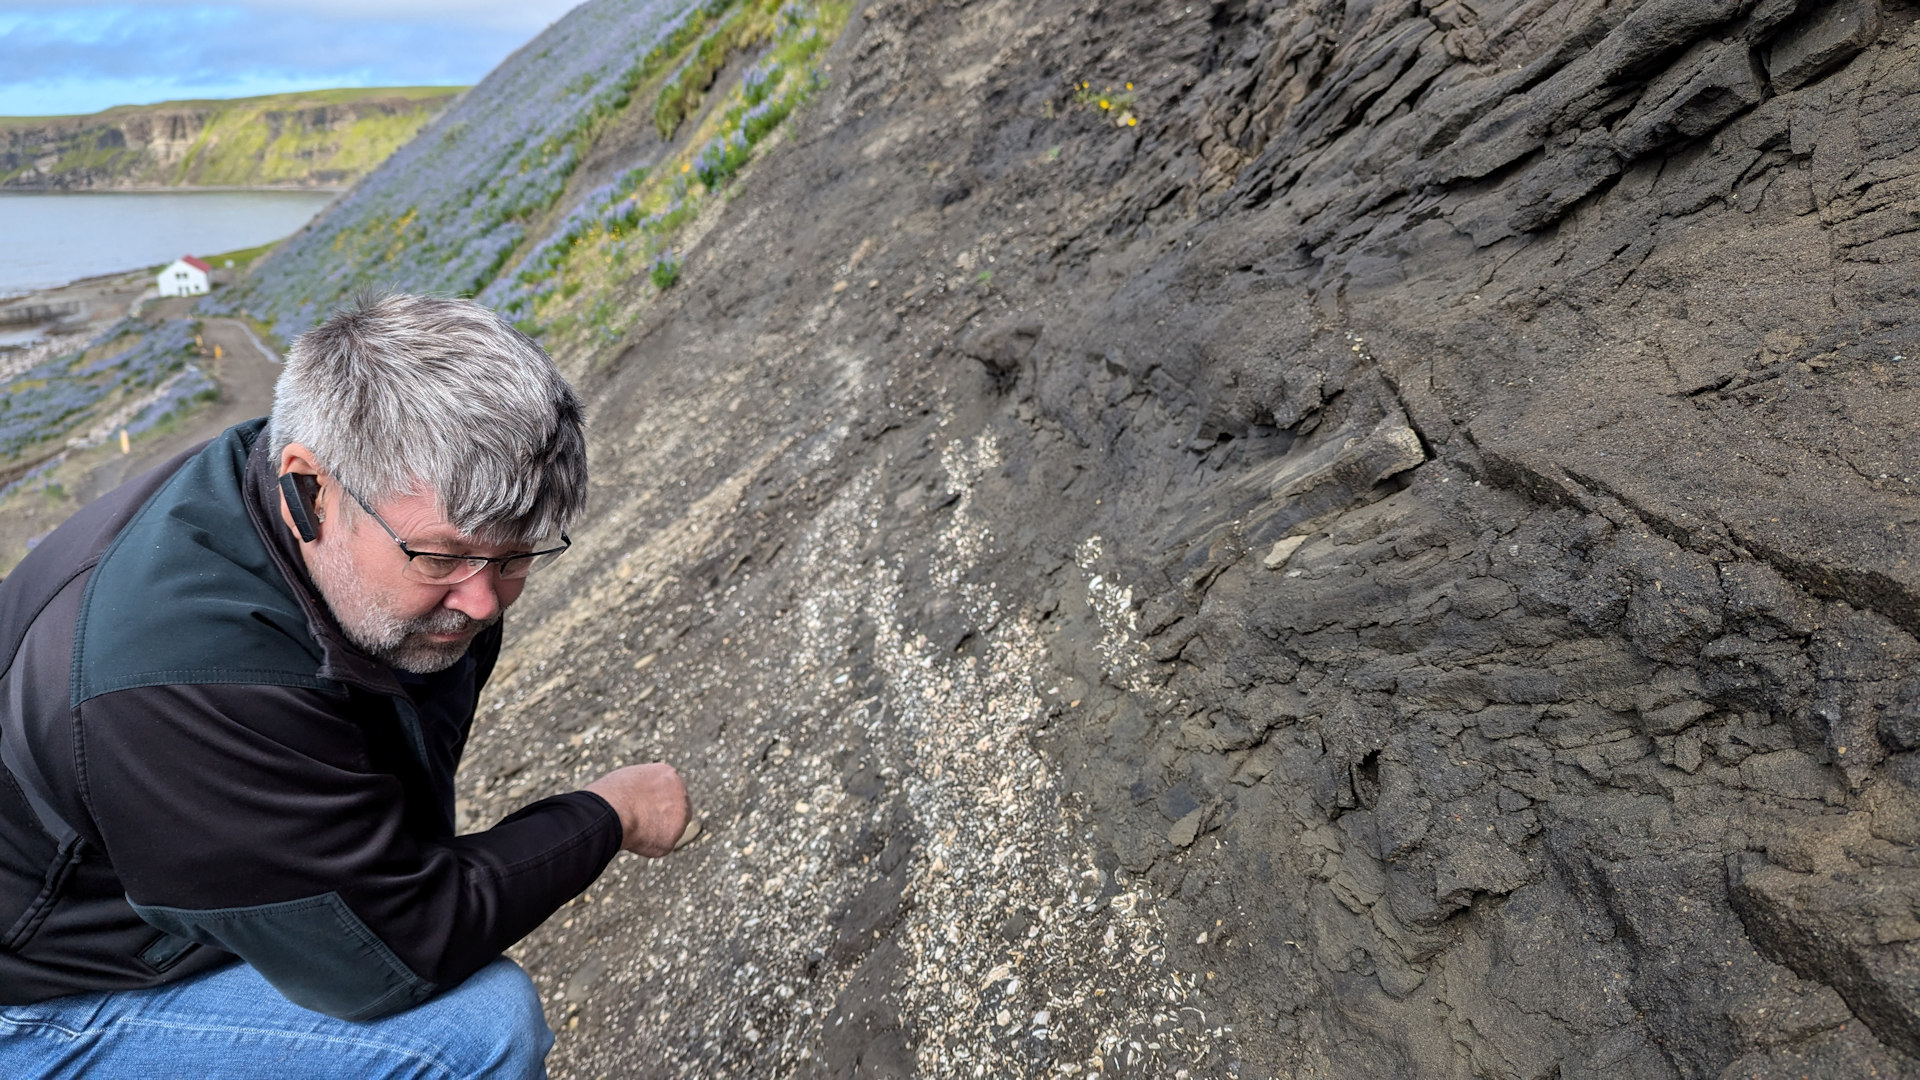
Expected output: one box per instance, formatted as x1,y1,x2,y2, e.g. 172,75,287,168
0,265,152,332
0,186,332,301
0,265,171,310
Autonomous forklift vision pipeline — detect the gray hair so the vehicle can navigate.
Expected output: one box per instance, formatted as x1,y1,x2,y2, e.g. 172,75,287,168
269,293,587,543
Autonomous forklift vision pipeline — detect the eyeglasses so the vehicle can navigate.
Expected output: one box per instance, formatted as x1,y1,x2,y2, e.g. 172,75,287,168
345,488,571,585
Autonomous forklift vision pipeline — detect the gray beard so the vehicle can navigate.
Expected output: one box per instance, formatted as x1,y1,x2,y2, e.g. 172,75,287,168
307,536,499,674
356,604,497,674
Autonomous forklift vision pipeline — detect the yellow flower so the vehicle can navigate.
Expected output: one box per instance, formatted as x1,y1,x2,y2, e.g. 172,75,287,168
1127,116,1137,126
1081,81,1089,89
1100,99,1110,109
682,162,691,173
1126,83,1133,90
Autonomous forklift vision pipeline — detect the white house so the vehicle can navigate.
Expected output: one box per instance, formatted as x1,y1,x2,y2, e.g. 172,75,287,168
157,255,212,297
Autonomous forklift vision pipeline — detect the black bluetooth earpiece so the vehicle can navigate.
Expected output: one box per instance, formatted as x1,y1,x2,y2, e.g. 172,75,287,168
279,473,324,543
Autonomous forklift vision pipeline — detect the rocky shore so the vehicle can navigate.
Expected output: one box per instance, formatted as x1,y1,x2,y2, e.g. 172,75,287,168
0,269,150,334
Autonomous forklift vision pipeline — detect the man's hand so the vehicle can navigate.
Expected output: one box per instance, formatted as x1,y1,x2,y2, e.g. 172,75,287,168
584,762,691,857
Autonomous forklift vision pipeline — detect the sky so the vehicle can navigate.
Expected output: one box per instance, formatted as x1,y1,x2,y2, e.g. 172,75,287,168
0,1,587,116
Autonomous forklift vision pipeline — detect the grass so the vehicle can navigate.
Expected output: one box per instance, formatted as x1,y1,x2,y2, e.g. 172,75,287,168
0,357,223,577
195,241,279,272
138,384,222,438
650,251,683,290
186,108,441,186
492,0,850,349
270,3,742,320
553,0,746,188
653,0,778,138
0,320,199,467
1072,79,1140,126
1073,80,1136,112
215,0,851,352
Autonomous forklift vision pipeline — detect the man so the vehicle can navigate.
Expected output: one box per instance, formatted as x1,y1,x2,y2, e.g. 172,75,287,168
0,294,689,1077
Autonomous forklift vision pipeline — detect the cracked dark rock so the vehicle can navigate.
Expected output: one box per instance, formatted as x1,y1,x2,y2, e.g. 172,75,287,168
157,0,1920,1073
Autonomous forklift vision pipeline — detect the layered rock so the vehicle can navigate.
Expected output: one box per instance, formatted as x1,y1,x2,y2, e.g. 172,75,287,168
183,0,1920,1074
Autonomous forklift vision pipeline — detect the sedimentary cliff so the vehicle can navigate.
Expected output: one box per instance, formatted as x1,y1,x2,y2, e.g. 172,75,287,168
0,88,461,189
195,0,1920,1074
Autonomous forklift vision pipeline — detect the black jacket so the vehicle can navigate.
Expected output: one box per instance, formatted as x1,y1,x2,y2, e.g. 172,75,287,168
0,419,621,1019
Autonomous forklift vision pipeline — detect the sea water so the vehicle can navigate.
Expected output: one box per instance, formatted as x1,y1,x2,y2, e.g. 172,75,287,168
0,189,339,298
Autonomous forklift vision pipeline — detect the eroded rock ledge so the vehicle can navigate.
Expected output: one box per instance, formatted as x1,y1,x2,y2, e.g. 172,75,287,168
435,0,1920,1075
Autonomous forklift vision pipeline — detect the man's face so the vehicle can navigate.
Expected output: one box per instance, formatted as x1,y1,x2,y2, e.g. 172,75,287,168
305,488,530,673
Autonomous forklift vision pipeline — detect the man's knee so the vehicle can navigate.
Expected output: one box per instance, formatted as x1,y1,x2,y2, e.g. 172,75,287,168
427,958,553,1079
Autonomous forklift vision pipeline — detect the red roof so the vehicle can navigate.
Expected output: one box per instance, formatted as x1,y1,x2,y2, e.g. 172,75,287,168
180,255,212,273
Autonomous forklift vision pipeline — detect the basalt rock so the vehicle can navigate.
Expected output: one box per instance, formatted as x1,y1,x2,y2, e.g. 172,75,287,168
204,0,1920,1074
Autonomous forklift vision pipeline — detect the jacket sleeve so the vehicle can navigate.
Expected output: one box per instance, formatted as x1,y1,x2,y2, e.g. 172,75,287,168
77,681,622,1020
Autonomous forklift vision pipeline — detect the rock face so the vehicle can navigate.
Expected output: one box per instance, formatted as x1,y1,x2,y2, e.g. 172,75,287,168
201,0,1920,1074
0,89,461,189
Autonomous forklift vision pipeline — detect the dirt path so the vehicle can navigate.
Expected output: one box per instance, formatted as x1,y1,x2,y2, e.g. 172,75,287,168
72,315,282,499
0,313,280,571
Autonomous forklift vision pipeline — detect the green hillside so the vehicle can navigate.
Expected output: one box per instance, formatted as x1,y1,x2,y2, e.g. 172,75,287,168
219,0,848,358
0,87,464,189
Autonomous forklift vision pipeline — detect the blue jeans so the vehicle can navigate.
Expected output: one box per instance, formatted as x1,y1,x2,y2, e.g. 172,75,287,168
0,957,552,1079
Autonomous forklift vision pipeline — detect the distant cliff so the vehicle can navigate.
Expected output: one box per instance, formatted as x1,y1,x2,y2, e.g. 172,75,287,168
0,87,463,190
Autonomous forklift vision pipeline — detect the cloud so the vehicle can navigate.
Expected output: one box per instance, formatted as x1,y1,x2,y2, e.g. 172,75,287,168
0,2,587,115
